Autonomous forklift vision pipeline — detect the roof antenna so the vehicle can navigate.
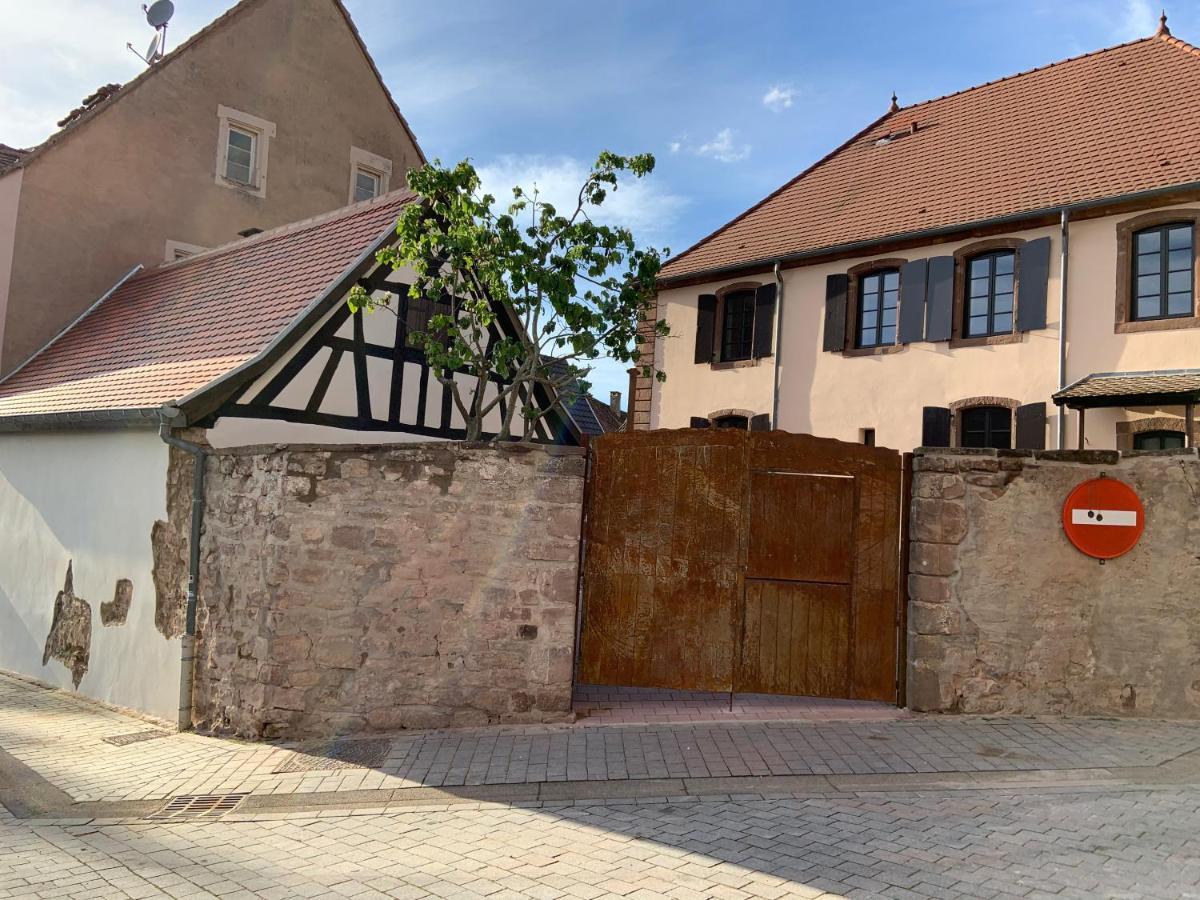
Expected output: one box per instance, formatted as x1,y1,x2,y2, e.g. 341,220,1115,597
1157,9,1170,36
126,1,174,66
888,91,900,114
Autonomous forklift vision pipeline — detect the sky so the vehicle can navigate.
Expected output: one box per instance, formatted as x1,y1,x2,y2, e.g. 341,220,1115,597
0,0,1183,401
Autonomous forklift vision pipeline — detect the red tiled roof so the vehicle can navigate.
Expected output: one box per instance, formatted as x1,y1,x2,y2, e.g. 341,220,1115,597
661,32,1200,280
0,191,413,419
0,144,28,172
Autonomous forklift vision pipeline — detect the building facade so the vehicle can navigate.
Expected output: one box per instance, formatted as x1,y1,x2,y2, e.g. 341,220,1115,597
640,24,1200,451
0,0,424,376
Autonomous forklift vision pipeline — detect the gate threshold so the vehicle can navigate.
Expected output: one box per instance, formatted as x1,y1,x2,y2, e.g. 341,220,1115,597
573,684,906,726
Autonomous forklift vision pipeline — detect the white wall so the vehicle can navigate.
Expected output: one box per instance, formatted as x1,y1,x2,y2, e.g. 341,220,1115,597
0,428,180,719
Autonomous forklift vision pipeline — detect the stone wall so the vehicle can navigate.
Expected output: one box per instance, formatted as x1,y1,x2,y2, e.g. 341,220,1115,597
909,448,1200,718
191,441,584,740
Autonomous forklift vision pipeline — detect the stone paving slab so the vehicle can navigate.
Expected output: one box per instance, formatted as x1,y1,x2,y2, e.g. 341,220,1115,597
3,787,1200,898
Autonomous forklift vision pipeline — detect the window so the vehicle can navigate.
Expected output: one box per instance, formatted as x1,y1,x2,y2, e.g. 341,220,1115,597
164,240,206,263
857,269,899,348
353,168,381,202
225,127,255,184
1132,223,1193,321
215,105,275,198
861,428,876,447
964,250,1015,337
720,290,755,362
1134,430,1185,450
960,406,1012,449
348,147,393,204
713,414,749,429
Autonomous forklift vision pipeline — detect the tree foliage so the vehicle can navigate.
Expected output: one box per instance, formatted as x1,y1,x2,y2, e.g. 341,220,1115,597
347,152,668,441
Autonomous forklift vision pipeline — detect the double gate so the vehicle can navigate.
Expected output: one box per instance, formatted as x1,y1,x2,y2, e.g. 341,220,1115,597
576,429,908,702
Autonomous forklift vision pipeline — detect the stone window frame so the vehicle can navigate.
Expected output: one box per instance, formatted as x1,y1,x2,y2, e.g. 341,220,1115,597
705,407,757,428
950,238,1027,348
948,396,1019,448
709,282,764,370
1114,209,1200,334
843,258,908,357
349,146,393,204
1115,415,1194,451
215,105,276,199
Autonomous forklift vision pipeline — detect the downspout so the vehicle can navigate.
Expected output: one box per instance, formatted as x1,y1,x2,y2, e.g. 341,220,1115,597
1057,209,1070,449
157,407,207,731
770,261,785,428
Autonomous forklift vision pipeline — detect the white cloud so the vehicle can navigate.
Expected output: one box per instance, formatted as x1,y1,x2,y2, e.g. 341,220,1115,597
1116,0,1154,40
762,85,795,112
668,140,682,154
475,154,687,240
694,128,751,163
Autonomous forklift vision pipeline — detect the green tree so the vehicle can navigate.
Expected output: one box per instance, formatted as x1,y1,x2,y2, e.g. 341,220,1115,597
348,152,668,441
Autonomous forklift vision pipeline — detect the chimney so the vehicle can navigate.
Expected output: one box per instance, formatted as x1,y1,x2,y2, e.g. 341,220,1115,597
609,391,622,413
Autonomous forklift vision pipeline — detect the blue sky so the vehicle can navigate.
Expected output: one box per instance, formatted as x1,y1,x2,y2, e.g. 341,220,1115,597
0,0,1181,399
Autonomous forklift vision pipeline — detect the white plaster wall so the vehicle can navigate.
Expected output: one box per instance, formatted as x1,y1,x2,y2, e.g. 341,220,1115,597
0,428,180,719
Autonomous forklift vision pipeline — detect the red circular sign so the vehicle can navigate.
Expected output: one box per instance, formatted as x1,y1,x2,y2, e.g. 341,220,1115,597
1062,477,1145,559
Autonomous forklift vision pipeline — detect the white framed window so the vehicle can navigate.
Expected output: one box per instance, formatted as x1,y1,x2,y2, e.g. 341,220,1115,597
348,146,392,204
215,105,276,198
164,240,207,263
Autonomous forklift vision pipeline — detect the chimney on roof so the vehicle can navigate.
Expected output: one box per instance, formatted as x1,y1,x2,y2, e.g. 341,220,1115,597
610,391,622,413
888,91,899,114
1157,9,1170,36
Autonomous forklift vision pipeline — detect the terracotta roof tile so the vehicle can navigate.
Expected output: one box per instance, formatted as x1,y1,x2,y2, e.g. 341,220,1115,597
662,34,1200,280
0,191,414,418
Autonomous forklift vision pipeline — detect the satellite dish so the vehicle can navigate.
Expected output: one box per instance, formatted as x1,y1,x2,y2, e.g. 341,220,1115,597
145,31,161,62
145,0,174,28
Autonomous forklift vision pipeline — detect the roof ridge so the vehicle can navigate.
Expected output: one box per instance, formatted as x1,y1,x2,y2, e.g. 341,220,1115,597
152,189,414,274
892,34,1163,116
1157,31,1200,58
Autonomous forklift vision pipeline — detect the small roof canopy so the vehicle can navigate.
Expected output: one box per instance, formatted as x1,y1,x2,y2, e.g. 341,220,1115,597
1052,369,1200,409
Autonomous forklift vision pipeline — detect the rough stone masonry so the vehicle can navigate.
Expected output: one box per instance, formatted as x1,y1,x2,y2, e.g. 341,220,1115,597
189,441,584,739
908,447,1200,718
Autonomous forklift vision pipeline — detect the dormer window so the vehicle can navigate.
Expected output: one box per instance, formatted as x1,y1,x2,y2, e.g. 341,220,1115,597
857,268,899,348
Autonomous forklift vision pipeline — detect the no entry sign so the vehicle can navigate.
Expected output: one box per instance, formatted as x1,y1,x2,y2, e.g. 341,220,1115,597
1061,477,1145,560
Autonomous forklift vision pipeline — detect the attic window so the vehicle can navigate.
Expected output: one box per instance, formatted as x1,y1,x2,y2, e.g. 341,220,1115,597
215,105,275,199
348,147,392,205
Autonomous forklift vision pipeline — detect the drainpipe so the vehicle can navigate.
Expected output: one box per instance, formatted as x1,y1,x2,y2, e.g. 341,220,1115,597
1057,209,1070,449
770,261,785,428
157,407,207,731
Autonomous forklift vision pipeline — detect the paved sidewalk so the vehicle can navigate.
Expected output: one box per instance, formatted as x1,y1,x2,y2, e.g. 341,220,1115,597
3,673,1200,803
4,673,1200,898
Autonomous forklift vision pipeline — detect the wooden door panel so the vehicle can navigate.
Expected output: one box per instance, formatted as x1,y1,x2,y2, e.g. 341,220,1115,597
739,581,850,696
747,472,855,583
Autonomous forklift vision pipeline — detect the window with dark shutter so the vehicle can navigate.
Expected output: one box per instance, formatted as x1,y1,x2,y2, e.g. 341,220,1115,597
921,407,952,447
713,414,749,429
719,291,756,361
752,284,776,358
1014,403,1046,450
924,257,954,341
823,274,849,351
960,406,1012,449
694,294,717,363
689,416,712,429
856,269,900,348
749,413,771,431
1132,224,1194,321
964,251,1016,337
1015,237,1050,332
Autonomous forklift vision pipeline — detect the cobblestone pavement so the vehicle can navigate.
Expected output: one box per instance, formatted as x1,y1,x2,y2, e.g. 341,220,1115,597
3,787,1200,899
4,673,1200,802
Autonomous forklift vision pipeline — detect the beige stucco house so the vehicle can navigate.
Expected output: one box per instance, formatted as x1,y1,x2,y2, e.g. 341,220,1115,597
0,0,424,377
640,20,1200,452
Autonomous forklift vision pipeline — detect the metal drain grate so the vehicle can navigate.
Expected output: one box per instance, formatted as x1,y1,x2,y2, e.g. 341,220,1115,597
273,737,393,773
147,793,248,820
103,729,171,747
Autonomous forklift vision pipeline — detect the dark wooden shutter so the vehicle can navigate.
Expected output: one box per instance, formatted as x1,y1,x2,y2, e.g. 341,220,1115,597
1016,237,1051,332
689,417,711,429
1015,402,1047,450
897,259,928,344
922,406,952,447
750,413,771,432
925,257,954,341
822,274,849,351
695,294,717,364
752,284,776,358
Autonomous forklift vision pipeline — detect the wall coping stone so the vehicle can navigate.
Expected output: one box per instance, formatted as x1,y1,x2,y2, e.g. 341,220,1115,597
206,439,586,458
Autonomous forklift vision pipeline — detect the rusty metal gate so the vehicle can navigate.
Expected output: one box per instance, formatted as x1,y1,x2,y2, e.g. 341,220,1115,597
576,429,908,702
